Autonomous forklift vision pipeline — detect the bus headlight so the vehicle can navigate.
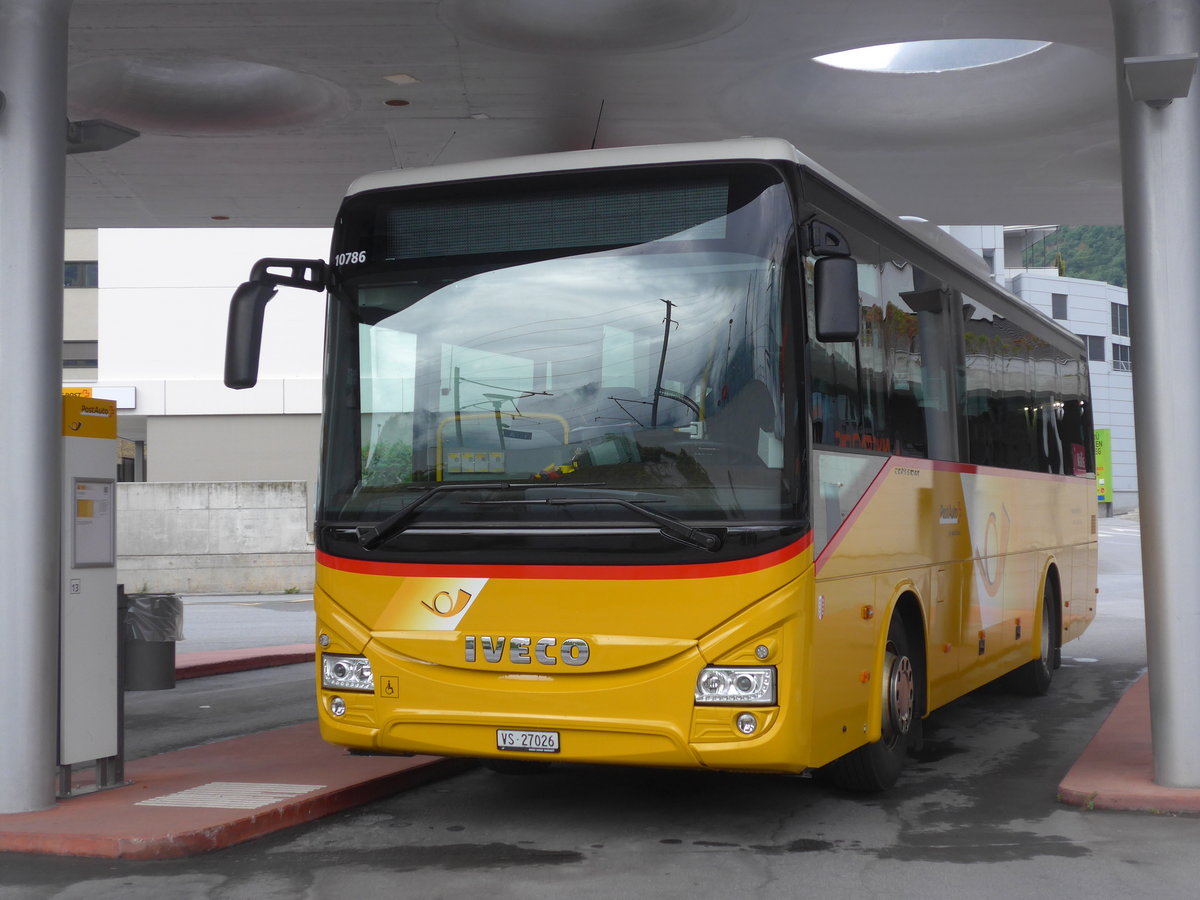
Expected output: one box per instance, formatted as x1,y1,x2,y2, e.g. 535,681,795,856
694,667,776,705
322,654,375,692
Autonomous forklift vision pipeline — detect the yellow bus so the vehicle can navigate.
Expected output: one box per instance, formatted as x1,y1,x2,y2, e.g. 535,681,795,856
226,138,1097,790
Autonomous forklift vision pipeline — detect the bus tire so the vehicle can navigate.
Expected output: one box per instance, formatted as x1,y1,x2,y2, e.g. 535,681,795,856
819,615,919,792
1006,580,1056,696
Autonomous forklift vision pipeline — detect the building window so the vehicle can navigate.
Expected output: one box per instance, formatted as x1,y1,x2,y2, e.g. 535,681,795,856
1052,293,1068,319
62,340,98,368
1113,343,1132,372
1077,334,1105,362
64,261,98,288
1111,302,1129,337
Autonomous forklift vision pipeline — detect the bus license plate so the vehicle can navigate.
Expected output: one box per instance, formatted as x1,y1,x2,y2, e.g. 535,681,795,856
496,729,560,753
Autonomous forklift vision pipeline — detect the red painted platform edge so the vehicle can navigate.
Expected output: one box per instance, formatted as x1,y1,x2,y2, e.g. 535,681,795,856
0,755,474,860
1058,674,1200,815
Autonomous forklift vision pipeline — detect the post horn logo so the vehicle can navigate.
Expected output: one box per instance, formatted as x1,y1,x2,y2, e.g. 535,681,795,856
974,506,1012,598
422,588,474,618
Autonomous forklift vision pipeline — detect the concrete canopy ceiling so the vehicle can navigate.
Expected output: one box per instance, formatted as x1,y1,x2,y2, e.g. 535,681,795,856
65,0,1122,228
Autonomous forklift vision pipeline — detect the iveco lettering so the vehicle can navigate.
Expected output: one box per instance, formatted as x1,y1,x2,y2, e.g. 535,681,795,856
464,636,590,666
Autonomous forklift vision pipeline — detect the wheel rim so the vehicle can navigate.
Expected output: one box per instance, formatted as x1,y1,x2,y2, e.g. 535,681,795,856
881,643,915,747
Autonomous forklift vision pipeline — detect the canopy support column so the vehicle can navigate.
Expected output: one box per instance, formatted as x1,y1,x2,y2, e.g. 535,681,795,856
0,0,73,813
1111,0,1200,787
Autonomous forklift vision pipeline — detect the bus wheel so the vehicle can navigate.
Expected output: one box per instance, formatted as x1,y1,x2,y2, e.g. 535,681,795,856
819,615,918,792
1006,581,1055,696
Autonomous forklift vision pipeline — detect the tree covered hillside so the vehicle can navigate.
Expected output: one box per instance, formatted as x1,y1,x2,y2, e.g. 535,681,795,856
1022,225,1126,286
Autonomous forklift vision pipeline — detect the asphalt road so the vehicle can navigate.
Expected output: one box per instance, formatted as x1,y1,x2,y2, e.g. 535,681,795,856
8,517,1198,899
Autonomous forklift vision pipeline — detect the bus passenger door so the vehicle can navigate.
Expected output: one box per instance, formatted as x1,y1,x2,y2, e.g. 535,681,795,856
924,473,971,710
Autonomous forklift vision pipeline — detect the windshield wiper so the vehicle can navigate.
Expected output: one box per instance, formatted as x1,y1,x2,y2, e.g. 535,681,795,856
323,482,720,552
334,481,607,550
344,482,531,550
471,496,724,553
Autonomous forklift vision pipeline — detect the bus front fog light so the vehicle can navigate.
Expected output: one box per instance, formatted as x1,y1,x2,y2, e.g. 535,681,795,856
736,713,758,735
322,653,375,692
694,666,776,705
330,696,346,717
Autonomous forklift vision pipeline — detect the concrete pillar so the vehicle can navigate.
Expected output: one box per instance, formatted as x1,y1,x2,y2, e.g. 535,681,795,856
0,0,73,812
1110,0,1200,787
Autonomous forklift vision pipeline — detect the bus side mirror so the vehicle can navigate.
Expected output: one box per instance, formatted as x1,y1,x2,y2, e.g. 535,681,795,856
225,280,278,389
224,258,327,390
814,255,860,342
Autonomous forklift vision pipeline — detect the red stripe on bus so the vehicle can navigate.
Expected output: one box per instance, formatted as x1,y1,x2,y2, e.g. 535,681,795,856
316,533,813,581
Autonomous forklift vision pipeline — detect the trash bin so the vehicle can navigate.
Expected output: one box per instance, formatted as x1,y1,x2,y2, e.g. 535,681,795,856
123,593,184,691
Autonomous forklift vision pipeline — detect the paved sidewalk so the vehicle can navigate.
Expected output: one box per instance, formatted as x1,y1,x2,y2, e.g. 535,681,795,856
0,643,468,859
0,721,470,859
1058,673,1200,814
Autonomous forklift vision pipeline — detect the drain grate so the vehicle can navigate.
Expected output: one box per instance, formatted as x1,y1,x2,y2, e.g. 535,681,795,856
136,781,325,810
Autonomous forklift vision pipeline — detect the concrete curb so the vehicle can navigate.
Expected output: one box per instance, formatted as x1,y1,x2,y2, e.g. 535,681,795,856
175,644,314,680
0,722,472,859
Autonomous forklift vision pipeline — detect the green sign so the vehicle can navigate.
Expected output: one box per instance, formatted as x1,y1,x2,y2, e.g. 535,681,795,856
1095,428,1112,503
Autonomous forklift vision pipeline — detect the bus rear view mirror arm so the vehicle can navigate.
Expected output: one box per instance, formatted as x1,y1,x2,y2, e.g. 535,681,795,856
814,255,860,342
224,258,327,390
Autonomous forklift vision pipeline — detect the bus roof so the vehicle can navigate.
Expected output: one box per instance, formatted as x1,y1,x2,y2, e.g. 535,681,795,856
345,138,807,195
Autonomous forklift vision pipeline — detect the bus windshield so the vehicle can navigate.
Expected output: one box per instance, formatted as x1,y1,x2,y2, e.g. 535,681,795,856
319,165,803,547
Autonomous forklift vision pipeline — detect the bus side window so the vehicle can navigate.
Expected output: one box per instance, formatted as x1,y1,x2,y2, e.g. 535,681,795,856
805,233,880,452
871,256,958,461
807,312,861,447
962,295,1051,471
1056,357,1094,474
872,259,928,457
808,242,958,461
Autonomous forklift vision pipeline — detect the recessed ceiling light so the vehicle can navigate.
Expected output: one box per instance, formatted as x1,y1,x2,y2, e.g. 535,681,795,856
815,39,1051,74
384,73,419,85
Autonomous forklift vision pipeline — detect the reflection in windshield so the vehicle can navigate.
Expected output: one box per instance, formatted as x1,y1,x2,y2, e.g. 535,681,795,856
322,178,798,530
